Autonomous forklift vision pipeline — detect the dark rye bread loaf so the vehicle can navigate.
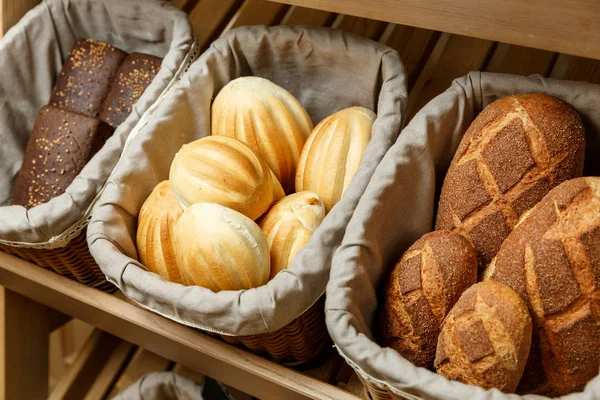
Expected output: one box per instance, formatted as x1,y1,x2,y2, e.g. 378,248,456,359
434,281,532,393
50,39,127,117
379,231,478,367
484,177,600,395
436,94,585,269
100,53,162,128
11,106,114,209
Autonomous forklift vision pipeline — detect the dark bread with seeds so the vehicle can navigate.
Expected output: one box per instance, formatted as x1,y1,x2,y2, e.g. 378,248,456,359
484,177,600,395
11,106,113,209
379,230,478,367
436,94,585,269
50,39,127,117
100,52,162,128
434,281,532,392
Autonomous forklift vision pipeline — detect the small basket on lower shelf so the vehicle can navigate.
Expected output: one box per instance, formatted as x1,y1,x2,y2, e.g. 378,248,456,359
0,0,195,289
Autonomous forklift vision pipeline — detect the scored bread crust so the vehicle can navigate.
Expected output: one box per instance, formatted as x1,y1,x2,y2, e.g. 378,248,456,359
380,230,478,367
486,177,600,395
436,94,585,269
434,281,532,393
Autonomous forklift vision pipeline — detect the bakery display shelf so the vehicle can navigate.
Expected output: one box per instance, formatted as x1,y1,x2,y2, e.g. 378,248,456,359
1,0,600,399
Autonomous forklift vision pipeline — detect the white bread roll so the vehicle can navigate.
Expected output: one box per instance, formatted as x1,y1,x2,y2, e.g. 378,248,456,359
211,77,313,191
169,136,274,220
296,106,375,212
173,202,270,292
259,191,325,279
136,181,187,284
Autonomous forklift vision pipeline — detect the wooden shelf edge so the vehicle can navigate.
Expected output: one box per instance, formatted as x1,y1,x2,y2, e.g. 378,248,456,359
267,0,600,60
0,252,358,400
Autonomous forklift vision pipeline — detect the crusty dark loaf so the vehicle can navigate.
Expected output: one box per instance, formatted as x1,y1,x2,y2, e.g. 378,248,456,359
436,94,585,269
434,281,532,392
100,53,162,128
380,230,478,367
11,106,114,209
50,39,127,117
485,177,600,395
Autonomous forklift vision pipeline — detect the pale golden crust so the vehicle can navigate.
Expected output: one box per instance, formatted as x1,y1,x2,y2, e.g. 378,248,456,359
436,94,585,269
136,181,186,284
488,177,600,395
434,281,532,393
380,231,477,367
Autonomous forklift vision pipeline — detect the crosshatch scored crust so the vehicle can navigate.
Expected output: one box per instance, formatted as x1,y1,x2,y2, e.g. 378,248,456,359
485,177,600,395
380,230,478,367
434,281,532,392
436,93,585,269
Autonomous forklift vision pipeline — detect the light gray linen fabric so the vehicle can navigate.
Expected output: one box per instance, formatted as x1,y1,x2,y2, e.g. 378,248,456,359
0,0,194,245
88,25,407,336
113,372,204,400
326,72,600,400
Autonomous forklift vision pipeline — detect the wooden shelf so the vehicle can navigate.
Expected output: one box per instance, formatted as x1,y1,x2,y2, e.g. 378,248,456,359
0,252,362,400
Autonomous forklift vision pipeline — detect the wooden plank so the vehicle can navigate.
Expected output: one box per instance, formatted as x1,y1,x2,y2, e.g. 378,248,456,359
107,348,172,398
49,330,121,400
550,54,600,82
331,15,387,40
188,0,241,49
299,348,342,384
0,287,65,400
337,372,366,399
222,0,289,34
486,43,556,76
172,363,205,383
280,5,335,26
379,24,440,90
169,0,198,13
0,0,40,37
83,341,136,400
267,0,600,60
406,33,495,119
0,252,359,400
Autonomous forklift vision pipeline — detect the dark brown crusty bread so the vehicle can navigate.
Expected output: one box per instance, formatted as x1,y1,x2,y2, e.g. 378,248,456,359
434,281,532,393
99,52,162,128
379,230,478,367
11,106,114,209
436,94,585,269
50,39,127,117
484,177,600,395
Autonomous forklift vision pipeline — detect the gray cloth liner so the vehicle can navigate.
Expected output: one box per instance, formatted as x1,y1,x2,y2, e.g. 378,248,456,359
0,0,194,247
113,372,204,400
326,72,600,400
87,25,407,336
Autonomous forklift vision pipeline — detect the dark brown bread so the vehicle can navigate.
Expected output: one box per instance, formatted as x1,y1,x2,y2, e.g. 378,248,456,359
50,39,127,117
100,53,162,128
436,94,585,269
380,231,478,367
485,177,600,395
11,106,114,209
435,281,532,393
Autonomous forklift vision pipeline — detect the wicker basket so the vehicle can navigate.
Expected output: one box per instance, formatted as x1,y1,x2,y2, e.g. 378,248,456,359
357,373,400,400
218,298,327,365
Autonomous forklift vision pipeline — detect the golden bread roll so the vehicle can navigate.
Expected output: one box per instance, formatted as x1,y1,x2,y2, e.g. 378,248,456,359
436,94,585,269
270,168,285,202
136,181,186,284
169,136,275,220
484,177,600,395
212,77,313,191
173,202,270,292
296,106,375,212
380,231,478,367
435,281,532,393
259,191,325,279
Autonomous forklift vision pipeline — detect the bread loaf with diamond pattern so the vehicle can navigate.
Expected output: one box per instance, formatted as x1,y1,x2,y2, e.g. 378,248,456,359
434,280,532,392
484,177,600,395
380,230,478,367
436,94,585,269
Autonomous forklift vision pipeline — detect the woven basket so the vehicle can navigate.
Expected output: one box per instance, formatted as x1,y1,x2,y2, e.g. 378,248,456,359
357,374,399,400
218,298,327,365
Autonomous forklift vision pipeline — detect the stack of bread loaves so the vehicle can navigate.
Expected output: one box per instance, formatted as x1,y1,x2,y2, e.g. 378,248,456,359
380,93,598,395
11,39,162,209
137,76,376,291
